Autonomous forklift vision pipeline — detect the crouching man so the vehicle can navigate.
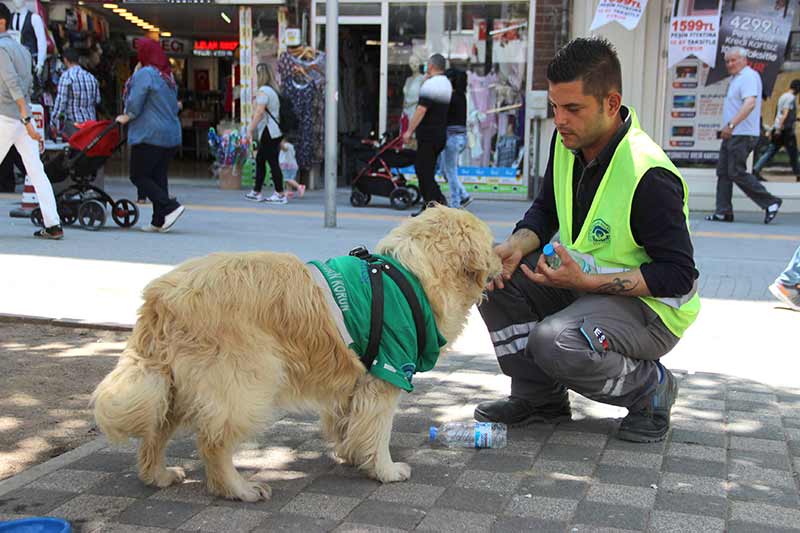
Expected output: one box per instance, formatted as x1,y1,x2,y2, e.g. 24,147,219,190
474,37,700,442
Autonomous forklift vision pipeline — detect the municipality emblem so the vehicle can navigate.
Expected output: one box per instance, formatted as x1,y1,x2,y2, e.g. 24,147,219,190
589,218,611,243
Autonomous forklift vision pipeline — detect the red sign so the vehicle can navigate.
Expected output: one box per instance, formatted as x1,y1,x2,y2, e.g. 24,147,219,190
194,40,238,52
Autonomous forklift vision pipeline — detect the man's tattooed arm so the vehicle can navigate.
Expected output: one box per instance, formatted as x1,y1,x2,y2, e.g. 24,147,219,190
594,277,640,295
582,270,651,297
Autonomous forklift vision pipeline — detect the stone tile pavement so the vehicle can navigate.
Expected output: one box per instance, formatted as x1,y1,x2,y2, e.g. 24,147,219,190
1,352,799,533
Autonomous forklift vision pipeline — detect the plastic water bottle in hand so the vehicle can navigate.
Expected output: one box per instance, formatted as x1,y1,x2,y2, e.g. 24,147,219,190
429,422,507,449
543,243,561,270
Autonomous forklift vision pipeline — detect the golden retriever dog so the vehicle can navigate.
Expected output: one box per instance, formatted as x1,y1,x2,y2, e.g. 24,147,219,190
92,205,500,502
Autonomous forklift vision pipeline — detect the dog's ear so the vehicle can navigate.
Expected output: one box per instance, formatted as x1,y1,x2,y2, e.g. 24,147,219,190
441,208,501,289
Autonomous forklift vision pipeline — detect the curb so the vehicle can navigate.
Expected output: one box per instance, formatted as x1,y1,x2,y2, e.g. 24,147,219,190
0,313,133,332
0,437,110,497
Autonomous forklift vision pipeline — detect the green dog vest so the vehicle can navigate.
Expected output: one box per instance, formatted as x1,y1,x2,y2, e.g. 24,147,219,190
308,254,447,392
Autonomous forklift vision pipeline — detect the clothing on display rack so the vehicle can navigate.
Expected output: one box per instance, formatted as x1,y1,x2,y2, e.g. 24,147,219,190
467,70,497,167
277,49,326,169
494,132,521,168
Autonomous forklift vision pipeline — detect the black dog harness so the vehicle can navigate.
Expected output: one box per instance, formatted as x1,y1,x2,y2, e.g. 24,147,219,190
347,246,428,372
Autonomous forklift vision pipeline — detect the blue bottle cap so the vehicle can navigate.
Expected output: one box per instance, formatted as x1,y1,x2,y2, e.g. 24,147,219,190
429,426,438,441
543,243,555,256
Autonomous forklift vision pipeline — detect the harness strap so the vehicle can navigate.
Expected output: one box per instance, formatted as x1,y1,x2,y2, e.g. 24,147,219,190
349,246,427,372
363,261,384,371
380,262,427,357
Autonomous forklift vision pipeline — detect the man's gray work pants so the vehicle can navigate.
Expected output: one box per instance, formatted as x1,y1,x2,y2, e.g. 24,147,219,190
477,253,680,410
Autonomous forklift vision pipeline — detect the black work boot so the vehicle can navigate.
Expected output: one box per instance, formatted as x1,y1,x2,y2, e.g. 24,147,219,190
474,395,572,427
617,364,679,443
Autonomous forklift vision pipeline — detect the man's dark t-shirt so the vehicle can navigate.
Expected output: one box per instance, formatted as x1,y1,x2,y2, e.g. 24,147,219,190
416,74,452,143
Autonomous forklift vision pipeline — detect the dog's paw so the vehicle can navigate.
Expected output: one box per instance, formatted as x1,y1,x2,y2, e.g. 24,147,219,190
374,461,411,483
153,466,186,488
229,481,272,502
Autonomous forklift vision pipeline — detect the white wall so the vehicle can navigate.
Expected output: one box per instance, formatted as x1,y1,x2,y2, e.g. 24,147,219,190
570,0,669,143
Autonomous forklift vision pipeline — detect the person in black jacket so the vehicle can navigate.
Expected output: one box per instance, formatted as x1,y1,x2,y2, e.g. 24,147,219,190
439,68,472,208
403,54,451,215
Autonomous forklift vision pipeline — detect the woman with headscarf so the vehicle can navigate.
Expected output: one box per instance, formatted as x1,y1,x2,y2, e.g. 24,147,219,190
116,38,184,232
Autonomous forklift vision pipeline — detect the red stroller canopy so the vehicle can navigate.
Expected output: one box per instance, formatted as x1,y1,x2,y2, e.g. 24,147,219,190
68,120,120,158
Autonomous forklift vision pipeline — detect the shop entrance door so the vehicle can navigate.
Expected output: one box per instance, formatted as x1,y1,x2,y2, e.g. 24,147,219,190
316,24,382,139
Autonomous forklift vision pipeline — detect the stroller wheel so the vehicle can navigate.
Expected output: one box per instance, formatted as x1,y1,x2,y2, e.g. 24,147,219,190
406,184,421,206
30,207,43,227
78,199,106,231
112,199,140,228
350,189,371,207
58,203,77,226
390,188,414,211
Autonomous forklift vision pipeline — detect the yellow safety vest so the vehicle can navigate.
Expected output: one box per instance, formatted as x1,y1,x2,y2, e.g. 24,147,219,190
551,109,700,337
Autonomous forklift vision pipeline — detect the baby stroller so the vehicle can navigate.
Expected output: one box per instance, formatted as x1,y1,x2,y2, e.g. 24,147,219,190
350,135,421,210
31,120,138,231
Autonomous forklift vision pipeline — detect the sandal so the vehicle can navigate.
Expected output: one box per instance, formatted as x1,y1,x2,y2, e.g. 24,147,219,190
764,200,782,224
705,213,734,222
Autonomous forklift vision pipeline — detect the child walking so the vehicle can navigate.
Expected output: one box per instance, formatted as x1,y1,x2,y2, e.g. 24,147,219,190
280,140,306,198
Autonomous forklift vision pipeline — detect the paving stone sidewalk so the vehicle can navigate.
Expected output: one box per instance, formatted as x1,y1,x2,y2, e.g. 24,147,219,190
1,351,799,533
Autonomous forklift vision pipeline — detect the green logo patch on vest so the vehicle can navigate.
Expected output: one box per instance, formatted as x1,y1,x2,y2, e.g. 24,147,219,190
589,218,611,244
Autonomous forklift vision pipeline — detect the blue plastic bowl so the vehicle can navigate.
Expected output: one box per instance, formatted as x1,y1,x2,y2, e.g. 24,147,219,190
0,518,70,533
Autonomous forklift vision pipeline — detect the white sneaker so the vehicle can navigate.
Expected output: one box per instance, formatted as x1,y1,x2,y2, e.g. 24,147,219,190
264,192,287,204
245,190,264,202
140,224,159,232
160,205,185,232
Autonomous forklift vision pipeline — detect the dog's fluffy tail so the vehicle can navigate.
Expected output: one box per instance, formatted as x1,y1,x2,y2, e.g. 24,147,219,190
91,351,171,443
92,300,174,443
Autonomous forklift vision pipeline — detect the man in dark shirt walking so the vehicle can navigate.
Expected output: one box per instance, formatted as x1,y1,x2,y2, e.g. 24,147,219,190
403,53,451,215
473,37,700,443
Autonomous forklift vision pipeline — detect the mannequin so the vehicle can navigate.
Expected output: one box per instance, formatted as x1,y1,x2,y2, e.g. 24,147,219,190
402,55,425,126
10,0,46,77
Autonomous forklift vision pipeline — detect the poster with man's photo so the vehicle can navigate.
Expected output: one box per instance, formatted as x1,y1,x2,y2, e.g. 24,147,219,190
706,0,796,95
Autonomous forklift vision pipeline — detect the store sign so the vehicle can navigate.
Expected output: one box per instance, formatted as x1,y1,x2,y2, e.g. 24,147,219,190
129,37,192,56
706,0,795,96
194,40,238,57
590,0,648,31
668,7,721,68
662,58,728,164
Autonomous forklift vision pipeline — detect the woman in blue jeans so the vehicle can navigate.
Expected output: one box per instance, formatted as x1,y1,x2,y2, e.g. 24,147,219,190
439,68,472,208
116,38,184,232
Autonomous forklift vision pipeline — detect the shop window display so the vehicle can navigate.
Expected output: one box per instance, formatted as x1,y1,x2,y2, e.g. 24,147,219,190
388,1,529,196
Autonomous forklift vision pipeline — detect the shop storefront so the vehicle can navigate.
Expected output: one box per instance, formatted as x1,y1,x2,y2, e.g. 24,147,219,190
309,0,541,198
20,0,287,160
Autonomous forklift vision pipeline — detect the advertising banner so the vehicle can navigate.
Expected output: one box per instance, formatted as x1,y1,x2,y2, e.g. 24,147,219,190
668,8,721,67
662,58,729,164
239,6,253,131
403,166,527,197
706,0,795,96
590,0,649,31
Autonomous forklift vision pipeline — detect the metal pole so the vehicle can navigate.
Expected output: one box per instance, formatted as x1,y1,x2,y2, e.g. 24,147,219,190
533,118,541,196
324,0,339,228
523,0,537,200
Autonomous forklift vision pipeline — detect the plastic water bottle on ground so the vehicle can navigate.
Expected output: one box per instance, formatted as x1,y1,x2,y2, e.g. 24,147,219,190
543,243,561,270
429,421,507,449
